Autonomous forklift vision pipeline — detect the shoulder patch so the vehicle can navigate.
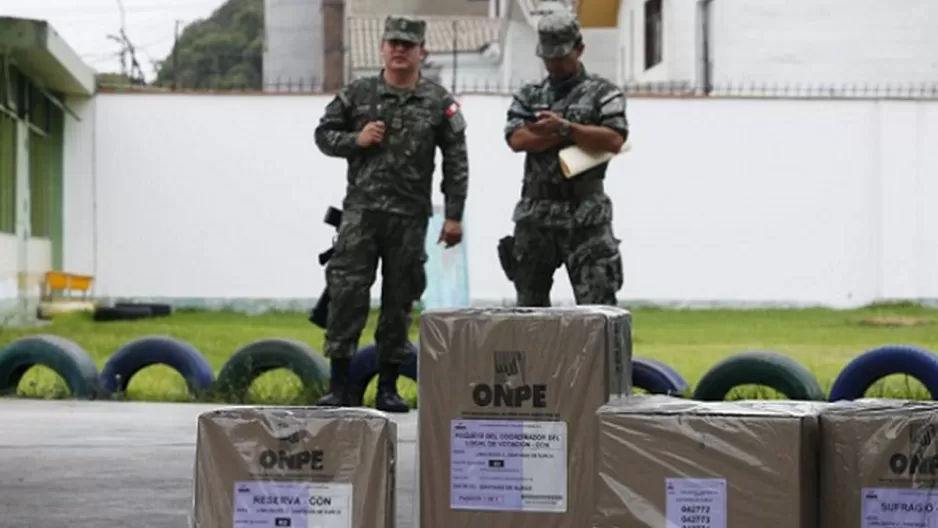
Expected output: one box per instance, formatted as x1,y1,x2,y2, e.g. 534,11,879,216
599,90,623,106
599,88,626,116
337,90,351,107
445,99,467,133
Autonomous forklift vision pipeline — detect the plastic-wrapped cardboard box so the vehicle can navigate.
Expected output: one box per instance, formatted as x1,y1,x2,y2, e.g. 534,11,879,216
820,398,938,528
191,406,396,528
418,306,632,528
594,395,822,528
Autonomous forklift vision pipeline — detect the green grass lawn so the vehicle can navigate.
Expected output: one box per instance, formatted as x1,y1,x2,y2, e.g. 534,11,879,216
2,303,938,406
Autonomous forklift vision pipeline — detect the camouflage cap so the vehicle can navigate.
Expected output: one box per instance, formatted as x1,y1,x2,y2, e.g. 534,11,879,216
383,15,427,44
535,10,582,58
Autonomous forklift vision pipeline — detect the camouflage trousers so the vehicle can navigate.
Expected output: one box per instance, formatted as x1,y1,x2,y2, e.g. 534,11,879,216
324,209,427,364
512,221,623,306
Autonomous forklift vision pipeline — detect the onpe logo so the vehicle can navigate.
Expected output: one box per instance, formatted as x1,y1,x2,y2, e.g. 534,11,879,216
472,349,546,408
494,350,525,384
889,422,938,476
258,449,325,471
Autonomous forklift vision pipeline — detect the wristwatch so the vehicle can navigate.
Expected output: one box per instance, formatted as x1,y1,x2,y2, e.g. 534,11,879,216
557,119,571,138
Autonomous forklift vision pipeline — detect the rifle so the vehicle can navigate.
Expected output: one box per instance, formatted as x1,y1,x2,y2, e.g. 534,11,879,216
308,206,344,329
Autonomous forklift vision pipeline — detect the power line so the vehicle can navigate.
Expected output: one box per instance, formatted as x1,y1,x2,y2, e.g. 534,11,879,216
115,0,127,29
24,0,223,16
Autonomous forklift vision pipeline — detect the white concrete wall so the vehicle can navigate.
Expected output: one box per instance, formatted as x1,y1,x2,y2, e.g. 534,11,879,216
0,234,19,309
709,0,938,85
61,93,938,309
63,96,96,277
618,0,938,87
0,234,51,315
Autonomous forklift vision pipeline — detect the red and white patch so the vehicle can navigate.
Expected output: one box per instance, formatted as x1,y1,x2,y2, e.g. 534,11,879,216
445,101,460,117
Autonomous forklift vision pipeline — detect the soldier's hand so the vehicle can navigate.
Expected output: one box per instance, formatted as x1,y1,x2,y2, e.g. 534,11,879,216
356,121,385,147
438,219,463,248
527,111,564,135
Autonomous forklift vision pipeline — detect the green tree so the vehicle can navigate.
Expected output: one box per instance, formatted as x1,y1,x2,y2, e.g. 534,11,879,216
95,72,138,88
155,0,263,90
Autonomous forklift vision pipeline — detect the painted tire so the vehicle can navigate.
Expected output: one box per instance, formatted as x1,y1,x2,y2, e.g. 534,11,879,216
100,335,214,397
92,305,152,322
347,342,418,403
692,350,826,401
115,302,172,317
632,357,690,396
214,338,330,403
828,345,938,401
0,335,102,399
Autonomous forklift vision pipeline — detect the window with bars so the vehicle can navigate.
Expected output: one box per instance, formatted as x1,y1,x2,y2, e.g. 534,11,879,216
0,64,63,238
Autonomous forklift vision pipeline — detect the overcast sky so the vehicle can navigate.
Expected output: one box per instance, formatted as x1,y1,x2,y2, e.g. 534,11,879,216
6,0,226,80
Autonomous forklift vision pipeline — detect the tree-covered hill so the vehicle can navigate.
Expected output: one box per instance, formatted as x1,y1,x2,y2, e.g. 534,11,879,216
153,0,263,90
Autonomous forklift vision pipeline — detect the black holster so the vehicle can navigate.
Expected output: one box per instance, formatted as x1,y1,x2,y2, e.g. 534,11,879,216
497,235,517,283
308,206,344,329
308,288,331,328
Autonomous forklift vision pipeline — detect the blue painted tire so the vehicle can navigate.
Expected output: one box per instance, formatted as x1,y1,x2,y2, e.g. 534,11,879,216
632,357,690,396
100,335,214,397
0,335,103,399
347,342,418,402
829,344,938,401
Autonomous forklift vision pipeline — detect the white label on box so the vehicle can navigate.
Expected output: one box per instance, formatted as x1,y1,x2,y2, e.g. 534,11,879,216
233,481,352,528
665,478,727,528
862,487,938,528
450,419,568,513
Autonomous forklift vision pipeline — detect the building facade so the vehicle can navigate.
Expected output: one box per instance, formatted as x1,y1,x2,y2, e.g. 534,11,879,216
0,17,94,324
260,0,625,92
618,0,938,90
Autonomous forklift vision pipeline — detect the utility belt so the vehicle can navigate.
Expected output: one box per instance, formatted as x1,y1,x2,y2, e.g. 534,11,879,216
521,179,604,201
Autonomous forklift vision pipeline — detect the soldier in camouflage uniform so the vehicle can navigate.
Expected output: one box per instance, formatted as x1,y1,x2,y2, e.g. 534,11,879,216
500,10,628,307
314,16,469,412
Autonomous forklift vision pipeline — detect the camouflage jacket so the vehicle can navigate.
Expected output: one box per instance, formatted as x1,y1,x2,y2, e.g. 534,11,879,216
504,66,628,228
315,74,469,221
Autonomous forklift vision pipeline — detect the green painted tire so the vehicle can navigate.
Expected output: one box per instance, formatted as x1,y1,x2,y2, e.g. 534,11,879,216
691,350,826,401
0,335,103,399
214,338,329,403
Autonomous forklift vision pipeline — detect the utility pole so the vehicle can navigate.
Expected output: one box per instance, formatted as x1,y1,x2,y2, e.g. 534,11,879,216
173,20,181,90
107,34,127,76
451,20,458,94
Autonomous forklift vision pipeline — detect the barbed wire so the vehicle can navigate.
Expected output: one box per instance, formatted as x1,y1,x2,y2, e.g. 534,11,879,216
98,78,938,100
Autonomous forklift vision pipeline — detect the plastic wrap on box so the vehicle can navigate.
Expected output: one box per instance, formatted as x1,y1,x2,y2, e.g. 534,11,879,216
819,398,938,528
191,406,396,528
594,395,823,528
417,306,632,528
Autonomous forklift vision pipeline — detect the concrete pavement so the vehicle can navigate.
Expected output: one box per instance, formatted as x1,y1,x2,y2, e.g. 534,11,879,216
0,400,418,528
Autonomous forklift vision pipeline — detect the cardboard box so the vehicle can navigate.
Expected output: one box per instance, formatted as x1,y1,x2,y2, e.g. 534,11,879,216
191,406,396,528
418,306,632,528
820,399,938,528
594,395,822,528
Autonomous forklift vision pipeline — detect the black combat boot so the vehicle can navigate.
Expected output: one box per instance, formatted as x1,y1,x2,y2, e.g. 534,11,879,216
316,358,352,407
375,363,410,413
